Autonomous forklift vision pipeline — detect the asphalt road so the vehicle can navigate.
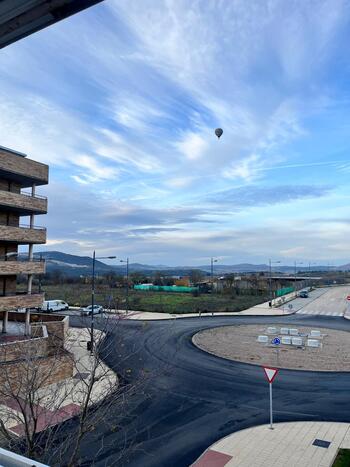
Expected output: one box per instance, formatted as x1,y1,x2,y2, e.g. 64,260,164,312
69,314,350,467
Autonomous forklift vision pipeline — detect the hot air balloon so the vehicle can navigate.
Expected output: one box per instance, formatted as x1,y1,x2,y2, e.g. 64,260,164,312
215,128,223,139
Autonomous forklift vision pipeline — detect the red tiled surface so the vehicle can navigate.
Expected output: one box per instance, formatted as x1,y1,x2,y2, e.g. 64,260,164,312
6,400,80,436
192,449,233,467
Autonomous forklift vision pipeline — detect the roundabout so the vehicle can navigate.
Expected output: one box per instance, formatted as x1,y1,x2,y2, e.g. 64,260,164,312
70,314,350,467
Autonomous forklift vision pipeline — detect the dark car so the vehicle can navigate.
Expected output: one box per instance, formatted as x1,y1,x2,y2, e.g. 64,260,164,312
299,291,309,298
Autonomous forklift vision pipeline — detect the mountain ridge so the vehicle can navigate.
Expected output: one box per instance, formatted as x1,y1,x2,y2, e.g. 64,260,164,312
32,251,349,276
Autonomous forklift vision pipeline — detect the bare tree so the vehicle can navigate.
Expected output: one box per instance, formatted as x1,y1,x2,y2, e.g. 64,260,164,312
0,314,155,466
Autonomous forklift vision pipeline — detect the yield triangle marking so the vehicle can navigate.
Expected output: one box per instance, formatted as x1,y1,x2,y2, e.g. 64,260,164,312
263,366,278,383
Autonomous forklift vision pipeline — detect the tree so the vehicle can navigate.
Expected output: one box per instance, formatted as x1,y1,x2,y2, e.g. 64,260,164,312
0,316,149,466
129,271,148,285
189,269,204,284
153,271,163,286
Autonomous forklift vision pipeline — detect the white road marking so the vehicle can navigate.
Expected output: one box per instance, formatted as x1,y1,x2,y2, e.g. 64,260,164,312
296,309,343,316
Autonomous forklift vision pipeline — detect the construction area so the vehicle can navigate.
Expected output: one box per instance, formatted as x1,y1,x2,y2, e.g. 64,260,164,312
193,324,350,372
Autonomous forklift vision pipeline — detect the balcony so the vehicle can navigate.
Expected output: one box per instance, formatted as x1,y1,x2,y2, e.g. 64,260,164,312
0,224,46,244
0,190,47,215
0,147,48,187
0,293,44,311
0,257,45,275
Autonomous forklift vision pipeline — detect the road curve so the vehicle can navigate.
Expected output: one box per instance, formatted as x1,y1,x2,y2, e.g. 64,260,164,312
70,314,350,467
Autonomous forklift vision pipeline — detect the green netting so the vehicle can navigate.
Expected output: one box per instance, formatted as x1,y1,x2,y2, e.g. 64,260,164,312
133,285,199,293
275,286,295,297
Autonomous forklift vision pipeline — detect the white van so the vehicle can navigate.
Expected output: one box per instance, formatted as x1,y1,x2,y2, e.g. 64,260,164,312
41,300,69,313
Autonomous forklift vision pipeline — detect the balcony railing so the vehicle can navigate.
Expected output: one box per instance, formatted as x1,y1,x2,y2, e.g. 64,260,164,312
21,191,47,200
0,222,46,230
0,254,44,262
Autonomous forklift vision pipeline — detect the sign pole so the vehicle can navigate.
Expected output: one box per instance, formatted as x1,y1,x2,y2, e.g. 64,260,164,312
263,366,278,430
269,382,273,429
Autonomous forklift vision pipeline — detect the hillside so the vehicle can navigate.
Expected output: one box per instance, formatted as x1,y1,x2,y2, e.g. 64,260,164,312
32,251,347,277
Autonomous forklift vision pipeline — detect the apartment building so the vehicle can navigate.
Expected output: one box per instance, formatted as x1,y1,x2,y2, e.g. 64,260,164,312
0,145,48,311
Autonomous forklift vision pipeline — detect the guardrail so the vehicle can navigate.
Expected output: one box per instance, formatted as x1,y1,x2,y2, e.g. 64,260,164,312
0,446,49,467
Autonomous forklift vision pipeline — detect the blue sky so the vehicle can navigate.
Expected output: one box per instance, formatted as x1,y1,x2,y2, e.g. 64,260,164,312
1,0,350,266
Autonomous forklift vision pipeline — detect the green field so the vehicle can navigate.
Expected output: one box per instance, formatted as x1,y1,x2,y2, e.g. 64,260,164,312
39,283,268,314
332,449,350,466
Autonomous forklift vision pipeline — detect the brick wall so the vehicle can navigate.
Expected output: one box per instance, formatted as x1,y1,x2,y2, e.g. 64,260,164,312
0,260,45,276
0,150,48,184
0,224,46,244
0,334,48,362
0,293,45,311
0,351,74,392
0,189,47,214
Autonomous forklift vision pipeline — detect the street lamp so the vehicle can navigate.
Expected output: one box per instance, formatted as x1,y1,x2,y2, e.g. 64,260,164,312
119,258,129,315
210,257,218,292
269,260,281,306
308,262,316,289
294,261,303,296
89,251,116,354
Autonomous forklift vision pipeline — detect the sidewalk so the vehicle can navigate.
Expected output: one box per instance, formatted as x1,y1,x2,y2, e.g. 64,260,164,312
192,422,350,467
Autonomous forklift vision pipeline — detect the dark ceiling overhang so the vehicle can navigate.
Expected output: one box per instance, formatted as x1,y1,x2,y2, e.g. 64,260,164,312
0,0,103,49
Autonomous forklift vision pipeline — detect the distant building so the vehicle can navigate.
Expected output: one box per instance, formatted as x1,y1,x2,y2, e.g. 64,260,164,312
0,146,48,312
175,276,190,286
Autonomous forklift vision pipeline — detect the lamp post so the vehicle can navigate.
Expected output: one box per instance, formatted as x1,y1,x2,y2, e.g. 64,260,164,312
119,258,129,314
294,261,303,296
308,262,316,289
269,260,281,306
210,257,218,292
89,251,116,354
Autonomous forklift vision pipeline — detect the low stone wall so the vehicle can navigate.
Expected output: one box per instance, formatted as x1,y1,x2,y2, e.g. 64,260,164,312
0,332,48,362
0,312,69,349
0,314,73,392
0,351,73,392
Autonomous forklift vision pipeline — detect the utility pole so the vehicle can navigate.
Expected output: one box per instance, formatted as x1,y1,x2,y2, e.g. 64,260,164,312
269,260,281,306
120,258,129,314
90,250,96,354
294,261,303,296
89,252,116,353
269,259,272,305
210,257,218,292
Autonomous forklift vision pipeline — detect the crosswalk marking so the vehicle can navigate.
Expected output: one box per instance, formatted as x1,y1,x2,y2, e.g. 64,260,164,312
296,309,343,317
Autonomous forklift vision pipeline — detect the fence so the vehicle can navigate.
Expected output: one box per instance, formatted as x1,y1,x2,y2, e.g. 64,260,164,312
275,286,295,297
133,285,199,293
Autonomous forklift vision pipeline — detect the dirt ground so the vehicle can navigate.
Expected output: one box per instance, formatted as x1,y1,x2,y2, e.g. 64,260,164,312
193,324,350,371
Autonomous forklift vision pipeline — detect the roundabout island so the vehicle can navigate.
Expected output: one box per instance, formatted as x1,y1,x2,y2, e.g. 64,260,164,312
193,324,350,372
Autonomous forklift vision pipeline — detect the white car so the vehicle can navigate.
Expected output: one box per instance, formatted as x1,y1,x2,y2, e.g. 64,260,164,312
80,305,104,316
41,300,69,313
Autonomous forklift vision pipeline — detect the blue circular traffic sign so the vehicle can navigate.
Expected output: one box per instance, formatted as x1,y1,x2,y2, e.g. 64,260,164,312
272,337,281,345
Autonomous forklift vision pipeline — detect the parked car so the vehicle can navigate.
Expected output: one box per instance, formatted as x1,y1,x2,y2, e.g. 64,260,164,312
41,300,69,312
80,305,104,316
299,291,309,298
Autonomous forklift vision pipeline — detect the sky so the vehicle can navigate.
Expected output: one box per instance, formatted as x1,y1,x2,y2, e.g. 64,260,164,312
1,0,350,266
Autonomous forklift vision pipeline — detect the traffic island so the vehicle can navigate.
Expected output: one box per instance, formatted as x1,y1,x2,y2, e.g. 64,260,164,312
193,324,350,371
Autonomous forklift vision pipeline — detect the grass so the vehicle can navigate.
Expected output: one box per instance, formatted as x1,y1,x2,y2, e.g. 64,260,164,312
332,449,350,466
31,283,268,314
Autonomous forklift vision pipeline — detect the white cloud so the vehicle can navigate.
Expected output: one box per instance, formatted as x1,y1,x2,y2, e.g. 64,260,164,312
175,132,208,160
